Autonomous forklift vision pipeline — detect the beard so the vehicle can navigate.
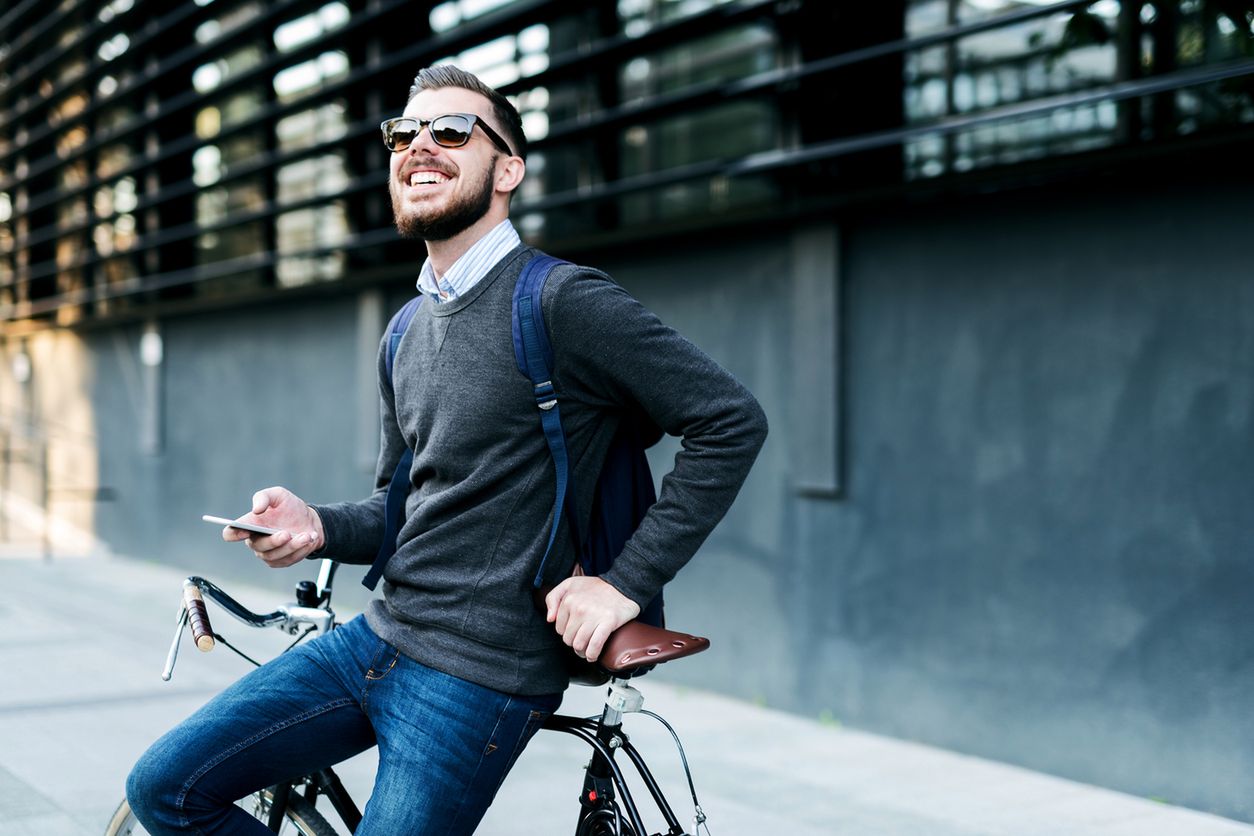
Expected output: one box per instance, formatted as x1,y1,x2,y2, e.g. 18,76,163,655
390,158,496,242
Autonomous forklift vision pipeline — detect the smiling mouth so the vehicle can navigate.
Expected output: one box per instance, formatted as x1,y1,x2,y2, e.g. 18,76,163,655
407,170,452,187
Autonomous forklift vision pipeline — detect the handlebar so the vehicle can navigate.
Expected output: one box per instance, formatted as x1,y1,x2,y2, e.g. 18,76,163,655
161,563,339,681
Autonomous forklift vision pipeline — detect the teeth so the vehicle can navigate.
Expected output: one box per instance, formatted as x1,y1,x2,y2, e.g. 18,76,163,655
409,171,450,186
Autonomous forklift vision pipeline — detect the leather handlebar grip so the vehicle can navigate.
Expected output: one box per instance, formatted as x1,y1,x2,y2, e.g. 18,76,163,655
182,582,215,652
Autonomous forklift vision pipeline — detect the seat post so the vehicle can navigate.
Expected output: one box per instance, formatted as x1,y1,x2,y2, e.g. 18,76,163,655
598,678,645,729
574,678,647,828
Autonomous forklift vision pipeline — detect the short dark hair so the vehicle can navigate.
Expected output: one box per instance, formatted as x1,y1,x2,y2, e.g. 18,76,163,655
407,65,527,159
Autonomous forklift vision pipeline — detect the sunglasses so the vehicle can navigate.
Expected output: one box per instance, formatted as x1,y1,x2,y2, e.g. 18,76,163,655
379,113,513,156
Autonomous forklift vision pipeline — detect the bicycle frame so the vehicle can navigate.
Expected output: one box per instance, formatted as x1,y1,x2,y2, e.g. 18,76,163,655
266,768,362,834
157,559,705,836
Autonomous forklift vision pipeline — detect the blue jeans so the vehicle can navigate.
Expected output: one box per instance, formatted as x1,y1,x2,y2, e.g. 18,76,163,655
127,615,562,834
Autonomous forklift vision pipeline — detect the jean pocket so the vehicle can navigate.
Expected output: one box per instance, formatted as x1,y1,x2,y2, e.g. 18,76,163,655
365,642,401,681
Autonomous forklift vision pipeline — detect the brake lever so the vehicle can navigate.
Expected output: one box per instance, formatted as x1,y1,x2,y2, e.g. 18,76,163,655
161,602,190,681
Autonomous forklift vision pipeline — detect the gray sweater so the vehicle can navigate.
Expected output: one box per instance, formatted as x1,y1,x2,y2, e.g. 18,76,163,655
312,245,767,695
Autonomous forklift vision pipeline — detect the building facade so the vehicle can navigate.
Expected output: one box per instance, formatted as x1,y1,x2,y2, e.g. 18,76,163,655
2,0,1253,822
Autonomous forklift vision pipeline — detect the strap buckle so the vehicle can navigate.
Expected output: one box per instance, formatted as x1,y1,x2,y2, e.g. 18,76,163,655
534,380,557,411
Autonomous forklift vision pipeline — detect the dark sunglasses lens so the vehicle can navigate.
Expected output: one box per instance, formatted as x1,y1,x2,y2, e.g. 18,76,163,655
384,120,418,150
430,115,472,147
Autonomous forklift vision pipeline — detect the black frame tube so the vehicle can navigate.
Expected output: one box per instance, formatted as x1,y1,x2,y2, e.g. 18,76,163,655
545,711,694,836
544,715,651,836
618,738,686,835
312,767,362,833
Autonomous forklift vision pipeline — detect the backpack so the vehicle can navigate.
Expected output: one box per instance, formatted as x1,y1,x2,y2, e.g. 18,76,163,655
361,253,666,651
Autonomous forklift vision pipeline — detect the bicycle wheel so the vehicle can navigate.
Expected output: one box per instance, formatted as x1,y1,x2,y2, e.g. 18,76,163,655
575,807,638,836
105,789,340,836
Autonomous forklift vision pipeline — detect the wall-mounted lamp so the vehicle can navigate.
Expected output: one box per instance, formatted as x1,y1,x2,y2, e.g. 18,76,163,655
140,325,163,367
10,350,31,384
140,321,163,455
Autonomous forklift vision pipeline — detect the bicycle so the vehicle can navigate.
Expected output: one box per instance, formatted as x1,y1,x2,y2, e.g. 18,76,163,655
105,558,714,835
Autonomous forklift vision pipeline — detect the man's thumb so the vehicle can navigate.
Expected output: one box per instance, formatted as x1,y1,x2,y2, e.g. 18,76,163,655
252,488,279,515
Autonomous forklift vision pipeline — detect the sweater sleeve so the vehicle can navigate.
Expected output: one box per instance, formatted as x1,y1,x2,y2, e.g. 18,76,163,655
307,333,406,565
544,268,768,610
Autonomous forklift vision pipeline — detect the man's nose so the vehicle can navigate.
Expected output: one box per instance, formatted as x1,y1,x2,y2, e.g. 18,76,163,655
408,122,443,156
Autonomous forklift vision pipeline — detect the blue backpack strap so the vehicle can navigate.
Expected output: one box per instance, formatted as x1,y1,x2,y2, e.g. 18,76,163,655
385,295,425,386
362,295,424,591
514,256,665,638
511,253,579,589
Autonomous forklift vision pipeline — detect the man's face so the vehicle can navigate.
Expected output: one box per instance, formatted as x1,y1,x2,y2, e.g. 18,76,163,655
387,87,505,241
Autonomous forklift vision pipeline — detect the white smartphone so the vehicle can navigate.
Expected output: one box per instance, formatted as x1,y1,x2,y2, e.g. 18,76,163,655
202,515,282,537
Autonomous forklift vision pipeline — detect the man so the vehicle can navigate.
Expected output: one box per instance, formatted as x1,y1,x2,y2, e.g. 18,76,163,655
128,65,766,834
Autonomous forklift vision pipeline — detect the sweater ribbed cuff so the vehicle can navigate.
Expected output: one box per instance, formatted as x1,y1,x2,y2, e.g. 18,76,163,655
598,543,671,611
304,502,371,565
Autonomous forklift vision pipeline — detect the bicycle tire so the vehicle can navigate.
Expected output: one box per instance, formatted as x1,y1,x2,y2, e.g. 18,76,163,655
575,807,638,836
105,789,340,836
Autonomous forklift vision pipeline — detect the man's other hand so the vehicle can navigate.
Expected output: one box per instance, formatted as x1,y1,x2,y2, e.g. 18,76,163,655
545,576,641,663
221,487,324,569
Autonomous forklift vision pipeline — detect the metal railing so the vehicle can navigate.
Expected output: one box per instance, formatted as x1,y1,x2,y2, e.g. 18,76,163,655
2,0,1252,324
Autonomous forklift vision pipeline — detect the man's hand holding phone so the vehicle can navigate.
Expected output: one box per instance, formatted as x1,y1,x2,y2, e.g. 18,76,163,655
212,487,325,568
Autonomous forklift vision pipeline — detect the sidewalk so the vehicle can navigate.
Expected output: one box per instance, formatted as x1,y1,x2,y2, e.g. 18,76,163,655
1,550,1251,836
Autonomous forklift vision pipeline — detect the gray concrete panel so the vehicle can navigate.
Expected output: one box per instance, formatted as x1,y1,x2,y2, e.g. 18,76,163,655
820,182,1254,821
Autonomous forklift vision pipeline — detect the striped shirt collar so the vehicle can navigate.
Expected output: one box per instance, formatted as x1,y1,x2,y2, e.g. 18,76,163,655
416,220,521,303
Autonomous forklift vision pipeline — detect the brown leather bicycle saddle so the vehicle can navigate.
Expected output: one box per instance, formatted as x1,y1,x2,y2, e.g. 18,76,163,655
533,579,710,683
598,621,710,676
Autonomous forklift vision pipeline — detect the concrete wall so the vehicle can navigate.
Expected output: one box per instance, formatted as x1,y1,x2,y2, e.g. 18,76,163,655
810,180,1254,821
2,175,1250,821
601,178,1253,822
80,294,388,603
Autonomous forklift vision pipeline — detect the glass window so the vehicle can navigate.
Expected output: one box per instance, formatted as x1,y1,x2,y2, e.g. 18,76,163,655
904,1,1123,180
619,23,776,103
276,102,349,151
274,101,351,284
274,2,350,52
621,100,775,175
276,203,347,287
430,0,517,34
528,12,781,241
56,190,87,319
276,154,349,205
97,0,135,23
195,127,266,293
193,44,265,95
617,0,739,38
96,144,133,180
58,90,91,122
220,89,265,128
97,32,130,64
1170,0,1254,132
0,187,13,311
274,51,349,103
195,1,263,46
906,0,948,37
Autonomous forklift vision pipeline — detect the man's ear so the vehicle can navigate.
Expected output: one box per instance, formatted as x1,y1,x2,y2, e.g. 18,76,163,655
495,155,526,195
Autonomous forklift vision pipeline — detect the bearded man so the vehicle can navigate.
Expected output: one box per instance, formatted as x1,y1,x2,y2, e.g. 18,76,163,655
126,65,766,834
